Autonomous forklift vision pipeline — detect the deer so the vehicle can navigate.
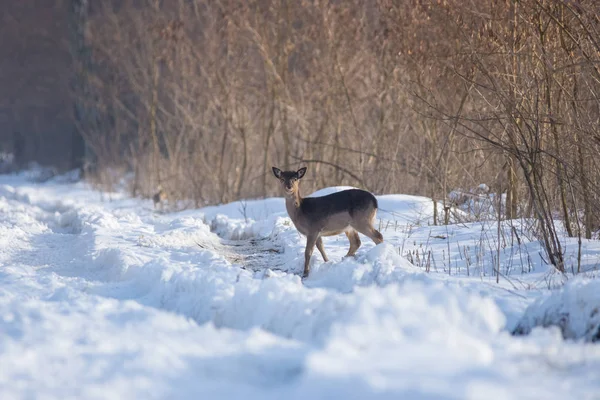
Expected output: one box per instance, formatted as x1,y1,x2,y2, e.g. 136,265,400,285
152,185,168,211
272,166,383,278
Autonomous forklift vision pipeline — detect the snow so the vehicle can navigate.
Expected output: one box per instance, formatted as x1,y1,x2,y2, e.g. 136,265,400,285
1,170,600,399
514,277,600,342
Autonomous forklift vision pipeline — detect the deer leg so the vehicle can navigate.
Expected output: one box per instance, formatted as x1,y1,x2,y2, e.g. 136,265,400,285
354,224,384,245
316,237,329,262
303,234,318,278
371,227,384,244
345,230,361,257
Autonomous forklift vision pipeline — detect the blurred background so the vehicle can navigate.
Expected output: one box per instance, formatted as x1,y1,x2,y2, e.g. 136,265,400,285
1,1,75,169
1,1,599,247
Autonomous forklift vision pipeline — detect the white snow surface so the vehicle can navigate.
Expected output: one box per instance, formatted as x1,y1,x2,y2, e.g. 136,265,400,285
515,277,600,342
1,172,600,399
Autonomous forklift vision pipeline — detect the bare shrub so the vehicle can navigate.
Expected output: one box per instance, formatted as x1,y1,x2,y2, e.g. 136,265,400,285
73,0,600,272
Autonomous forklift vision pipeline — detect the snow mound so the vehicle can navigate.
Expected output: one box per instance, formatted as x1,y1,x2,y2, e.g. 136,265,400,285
514,277,600,342
308,186,357,197
305,280,506,391
3,174,600,398
307,243,420,292
200,198,286,222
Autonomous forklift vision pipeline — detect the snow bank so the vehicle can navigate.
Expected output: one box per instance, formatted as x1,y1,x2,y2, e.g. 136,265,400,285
514,277,600,342
2,176,600,399
200,197,286,222
308,186,357,197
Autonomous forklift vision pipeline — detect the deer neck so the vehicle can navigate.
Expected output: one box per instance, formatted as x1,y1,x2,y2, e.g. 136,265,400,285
285,188,302,219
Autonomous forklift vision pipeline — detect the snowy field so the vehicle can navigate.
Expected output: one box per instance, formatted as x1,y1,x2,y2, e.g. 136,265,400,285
1,171,600,399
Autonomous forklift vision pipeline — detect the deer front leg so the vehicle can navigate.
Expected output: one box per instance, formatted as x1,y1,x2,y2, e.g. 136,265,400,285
303,234,318,278
316,237,329,262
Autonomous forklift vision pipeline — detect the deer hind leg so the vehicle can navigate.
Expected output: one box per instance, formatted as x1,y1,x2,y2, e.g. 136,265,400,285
355,225,383,244
303,234,319,278
345,230,361,257
353,212,384,245
316,237,329,262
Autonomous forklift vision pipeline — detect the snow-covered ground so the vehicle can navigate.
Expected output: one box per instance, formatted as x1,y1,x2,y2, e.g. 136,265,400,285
1,172,599,399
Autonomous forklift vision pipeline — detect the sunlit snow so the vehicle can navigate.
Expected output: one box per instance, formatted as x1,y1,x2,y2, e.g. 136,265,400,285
0,170,599,399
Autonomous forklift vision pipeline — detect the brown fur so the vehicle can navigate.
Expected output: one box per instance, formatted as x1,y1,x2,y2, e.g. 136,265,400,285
152,187,168,210
272,166,383,278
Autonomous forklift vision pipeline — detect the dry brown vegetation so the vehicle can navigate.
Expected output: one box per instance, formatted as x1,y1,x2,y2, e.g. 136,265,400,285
68,0,600,272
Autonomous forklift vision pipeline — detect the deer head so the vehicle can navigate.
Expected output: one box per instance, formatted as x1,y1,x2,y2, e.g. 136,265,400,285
272,166,307,197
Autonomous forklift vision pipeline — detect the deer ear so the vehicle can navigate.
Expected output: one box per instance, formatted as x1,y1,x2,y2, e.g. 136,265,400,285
272,167,282,179
296,167,307,179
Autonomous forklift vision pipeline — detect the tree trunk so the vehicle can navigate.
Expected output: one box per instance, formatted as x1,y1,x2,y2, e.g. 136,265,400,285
68,0,95,173
150,57,161,185
506,155,518,219
236,127,248,198
576,135,592,239
262,86,275,196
